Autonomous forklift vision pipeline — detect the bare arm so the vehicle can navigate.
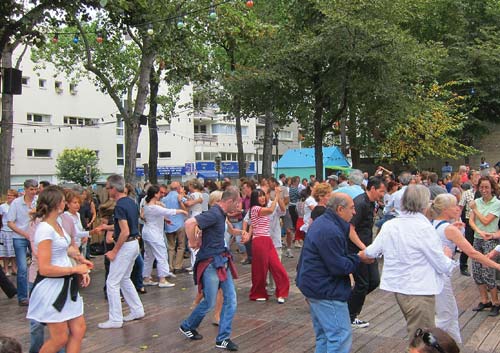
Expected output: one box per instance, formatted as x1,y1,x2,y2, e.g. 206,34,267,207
445,225,500,270
7,221,29,239
468,211,490,239
185,217,200,248
470,200,497,226
349,225,366,250
38,241,89,277
106,219,130,261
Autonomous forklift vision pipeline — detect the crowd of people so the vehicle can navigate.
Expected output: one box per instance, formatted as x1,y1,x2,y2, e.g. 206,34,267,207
0,161,499,353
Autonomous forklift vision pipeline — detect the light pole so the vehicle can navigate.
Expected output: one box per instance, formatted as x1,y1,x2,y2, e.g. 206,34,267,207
215,154,221,182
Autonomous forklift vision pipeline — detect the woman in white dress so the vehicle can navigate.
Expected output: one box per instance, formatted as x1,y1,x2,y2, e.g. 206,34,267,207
26,186,91,353
141,185,187,288
0,189,18,275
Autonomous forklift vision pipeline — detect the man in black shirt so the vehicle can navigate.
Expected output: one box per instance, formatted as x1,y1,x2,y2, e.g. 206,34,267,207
346,177,386,328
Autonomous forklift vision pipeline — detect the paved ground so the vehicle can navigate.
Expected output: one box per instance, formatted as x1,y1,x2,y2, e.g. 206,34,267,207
1,247,499,353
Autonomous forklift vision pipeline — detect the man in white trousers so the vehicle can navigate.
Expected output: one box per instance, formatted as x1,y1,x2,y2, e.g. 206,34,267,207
98,174,145,328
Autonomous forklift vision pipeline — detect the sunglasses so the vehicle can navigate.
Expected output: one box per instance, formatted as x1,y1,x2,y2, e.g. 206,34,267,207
415,328,445,353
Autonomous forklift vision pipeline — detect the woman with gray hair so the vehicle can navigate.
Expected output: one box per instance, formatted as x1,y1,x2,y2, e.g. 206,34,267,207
428,193,500,343
360,185,456,338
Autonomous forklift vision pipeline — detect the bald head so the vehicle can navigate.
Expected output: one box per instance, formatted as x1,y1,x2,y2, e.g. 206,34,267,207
328,193,356,222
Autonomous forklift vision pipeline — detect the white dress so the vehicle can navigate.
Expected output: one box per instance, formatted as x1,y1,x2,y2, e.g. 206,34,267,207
0,202,15,257
26,222,84,323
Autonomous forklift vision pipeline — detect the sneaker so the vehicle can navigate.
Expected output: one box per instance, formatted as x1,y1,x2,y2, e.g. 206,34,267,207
215,339,239,351
186,266,193,271
18,299,29,306
460,268,471,277
255,298,267,302
123,312,145,322
166,272,177,278
277,297,286,304
489,305,500,317
143,279,159,286
294,240,302,249
240,259,251,265
285,249,294,258
351,318,369,328
179,326,203,340
98,321,123,329
472,301,492,311
158,280,175,288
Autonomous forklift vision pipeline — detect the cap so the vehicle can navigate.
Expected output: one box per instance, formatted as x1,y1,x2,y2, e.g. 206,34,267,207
327,175,338,181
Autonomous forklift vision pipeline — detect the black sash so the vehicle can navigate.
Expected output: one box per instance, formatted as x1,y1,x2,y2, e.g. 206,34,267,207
32,272,79,312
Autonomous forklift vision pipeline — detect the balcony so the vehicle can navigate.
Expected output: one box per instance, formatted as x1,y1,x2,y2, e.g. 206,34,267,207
194,133,218,143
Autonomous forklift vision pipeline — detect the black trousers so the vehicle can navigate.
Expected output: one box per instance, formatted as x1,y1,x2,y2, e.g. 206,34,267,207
0,265,17,298
348,260,380,321
460,219,475,269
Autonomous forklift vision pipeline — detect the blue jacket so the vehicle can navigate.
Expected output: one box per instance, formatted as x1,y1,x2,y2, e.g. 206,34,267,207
296,208,360,301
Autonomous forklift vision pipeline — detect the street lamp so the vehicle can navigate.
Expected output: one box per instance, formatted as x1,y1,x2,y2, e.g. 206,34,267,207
215,154,221,182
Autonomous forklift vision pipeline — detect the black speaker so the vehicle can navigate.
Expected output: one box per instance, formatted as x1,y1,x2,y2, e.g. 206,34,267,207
2,68,22,95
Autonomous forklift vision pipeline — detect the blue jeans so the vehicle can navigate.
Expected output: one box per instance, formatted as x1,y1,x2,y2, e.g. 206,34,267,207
182,262,237,342
308,298,352,353
131,254,144,291
13,237,29,302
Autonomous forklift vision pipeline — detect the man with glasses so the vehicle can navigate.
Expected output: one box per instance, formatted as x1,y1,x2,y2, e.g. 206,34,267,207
7,179,38,306
98,175,144,329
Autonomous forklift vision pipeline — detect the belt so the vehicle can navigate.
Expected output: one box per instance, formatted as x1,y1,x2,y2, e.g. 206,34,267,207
125,236,138,242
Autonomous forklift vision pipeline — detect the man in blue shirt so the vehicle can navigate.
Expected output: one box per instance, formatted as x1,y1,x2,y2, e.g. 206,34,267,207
180,186,242,351
162,182,188,273
296,193,372,353
334,169,365,200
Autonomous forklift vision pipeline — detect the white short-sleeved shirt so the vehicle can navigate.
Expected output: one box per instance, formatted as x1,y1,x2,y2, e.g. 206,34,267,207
189,192,203,218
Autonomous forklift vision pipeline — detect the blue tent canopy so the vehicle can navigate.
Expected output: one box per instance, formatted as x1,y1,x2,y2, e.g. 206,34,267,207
275,147,350,179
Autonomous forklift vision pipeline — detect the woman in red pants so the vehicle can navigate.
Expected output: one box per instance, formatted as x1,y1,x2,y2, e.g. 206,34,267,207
245,188,290,303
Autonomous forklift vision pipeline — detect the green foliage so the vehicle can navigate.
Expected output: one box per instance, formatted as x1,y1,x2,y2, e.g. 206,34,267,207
56,148,100,186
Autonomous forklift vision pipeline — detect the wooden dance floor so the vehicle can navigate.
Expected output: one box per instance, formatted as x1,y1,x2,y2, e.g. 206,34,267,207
1,248,499,353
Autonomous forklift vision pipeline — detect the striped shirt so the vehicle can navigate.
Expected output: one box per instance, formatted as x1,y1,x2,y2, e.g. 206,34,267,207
250,206,271,238
289,186,300,205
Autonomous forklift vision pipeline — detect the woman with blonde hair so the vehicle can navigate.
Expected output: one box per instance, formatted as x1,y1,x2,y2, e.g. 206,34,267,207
27,186,91,353
429,193,500,343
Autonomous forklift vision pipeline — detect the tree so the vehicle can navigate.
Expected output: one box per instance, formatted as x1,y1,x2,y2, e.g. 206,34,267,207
33,1,203,183
0,0,97,195
56,148,100,186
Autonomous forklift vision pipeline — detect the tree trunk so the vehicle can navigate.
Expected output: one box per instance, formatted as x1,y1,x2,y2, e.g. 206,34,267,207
313,76,324,180
123,48,155,183
148,67,160,184
347,111,360,167
262,110,274,178
0,49,14,194
234,96,246,178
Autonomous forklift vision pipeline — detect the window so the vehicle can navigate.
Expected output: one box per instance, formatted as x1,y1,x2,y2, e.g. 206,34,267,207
202,152,219,161
55,81,63,93
158,151,171,159
69,83,78,95
136,153,141,159
27,149,51,158
211,124,248,136
38,79,47,89
278,130,293,141
195,152,202,160
158,124,171,132
63,116,97,126
22,77,29,86
27,113,50,124
116,144,124,166
116,119,124,136
194,125,207,134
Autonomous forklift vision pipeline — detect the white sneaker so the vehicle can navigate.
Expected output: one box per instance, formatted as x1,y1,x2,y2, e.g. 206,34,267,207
123,312,145,322
185,266,193,271
277,297,286,304
255,298,267,302
98,321,123,329
286,249,294,258
166,272,177,279
143,279,159,286
158,281,175,288
351,318,369,328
